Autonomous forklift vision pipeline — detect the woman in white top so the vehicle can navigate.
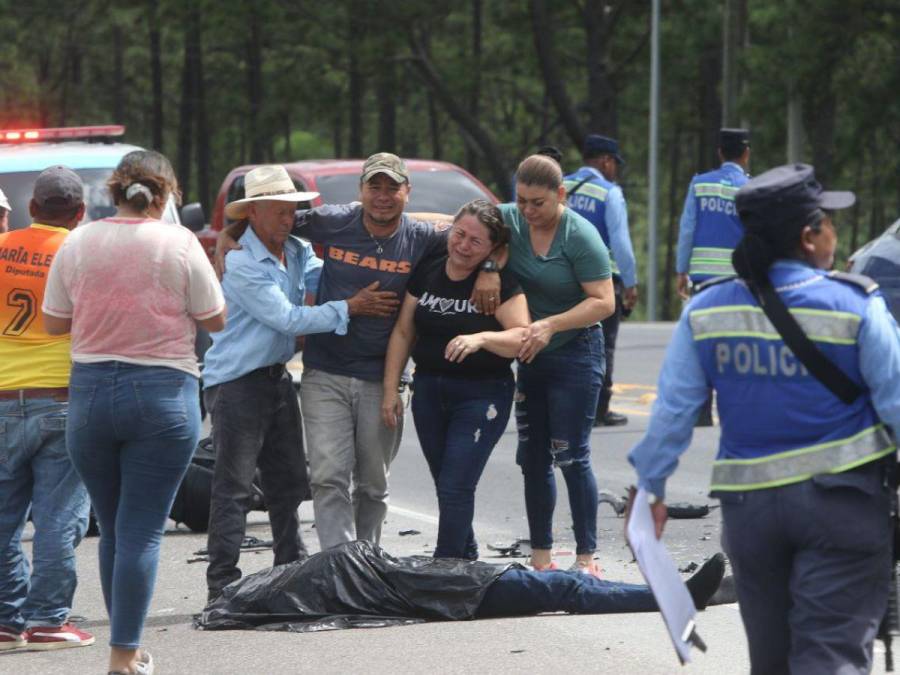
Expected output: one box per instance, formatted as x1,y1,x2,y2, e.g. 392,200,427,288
43,150,225,675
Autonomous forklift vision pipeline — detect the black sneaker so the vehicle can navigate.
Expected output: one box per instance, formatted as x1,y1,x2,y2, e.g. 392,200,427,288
595,411,628,427
685,553,726,610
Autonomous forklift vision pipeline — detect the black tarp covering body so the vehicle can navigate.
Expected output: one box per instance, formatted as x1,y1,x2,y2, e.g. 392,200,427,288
195,541,520,633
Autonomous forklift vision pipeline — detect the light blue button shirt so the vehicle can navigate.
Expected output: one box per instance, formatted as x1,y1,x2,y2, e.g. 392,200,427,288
605,184,637,289
202,227,349,388
675,161,745,275
628,260,900,499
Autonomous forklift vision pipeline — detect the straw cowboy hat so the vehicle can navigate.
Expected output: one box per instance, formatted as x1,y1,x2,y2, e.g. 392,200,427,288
224,165,319,220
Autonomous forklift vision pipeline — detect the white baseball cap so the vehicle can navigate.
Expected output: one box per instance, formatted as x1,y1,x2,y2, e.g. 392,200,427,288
0,186,10,212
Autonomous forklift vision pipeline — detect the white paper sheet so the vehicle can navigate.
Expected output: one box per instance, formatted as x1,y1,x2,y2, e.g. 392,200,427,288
626,488,701,665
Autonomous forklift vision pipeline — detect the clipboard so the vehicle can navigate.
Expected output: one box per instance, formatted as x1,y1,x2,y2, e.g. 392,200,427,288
626,488,707,664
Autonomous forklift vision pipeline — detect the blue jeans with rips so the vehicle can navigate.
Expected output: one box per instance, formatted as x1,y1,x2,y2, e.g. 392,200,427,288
412,372,514,560
0,396,90,632
515,326,604,555
66,362,199,649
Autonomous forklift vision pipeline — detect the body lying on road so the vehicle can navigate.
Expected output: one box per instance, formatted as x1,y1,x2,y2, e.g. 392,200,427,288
195,541,725,633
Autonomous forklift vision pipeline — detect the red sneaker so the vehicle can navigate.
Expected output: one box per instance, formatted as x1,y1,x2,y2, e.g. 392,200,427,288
0,625,26,651
24,623,95,651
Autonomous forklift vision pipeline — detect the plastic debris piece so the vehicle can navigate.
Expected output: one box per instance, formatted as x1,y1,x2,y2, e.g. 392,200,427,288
667,503,711,519
598,489,628,516
399,529,421,536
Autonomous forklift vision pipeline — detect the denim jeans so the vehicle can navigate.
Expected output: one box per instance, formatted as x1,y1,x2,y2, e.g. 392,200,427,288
476,567,657,617
0,396,89,632
205,369,309,596
412,372,514,560
67,362,199,649
515,326,604,554
300,368,405,551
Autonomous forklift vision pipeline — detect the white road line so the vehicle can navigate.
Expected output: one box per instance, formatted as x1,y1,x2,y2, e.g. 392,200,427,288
388,503,495,534
388,503,439,525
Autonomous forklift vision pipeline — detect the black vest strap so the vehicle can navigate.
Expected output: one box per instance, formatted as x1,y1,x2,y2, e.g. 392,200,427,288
748,282,863,404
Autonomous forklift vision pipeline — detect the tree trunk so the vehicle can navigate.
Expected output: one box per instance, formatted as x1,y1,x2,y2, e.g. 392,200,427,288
466,0,483,172
529,0,586,149
583,1,617,136
721,0,747,127
177,19,195,201
192,6,210,214
427,91,442,159
376,47,397,152
348,9,365,157
408,31,512,199
112,24,125,125
333,107,343,158
149,2,164,151
246,11,264,163
697,44,721,169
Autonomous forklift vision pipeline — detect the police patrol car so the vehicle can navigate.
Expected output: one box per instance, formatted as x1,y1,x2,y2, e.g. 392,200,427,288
0,125,203,232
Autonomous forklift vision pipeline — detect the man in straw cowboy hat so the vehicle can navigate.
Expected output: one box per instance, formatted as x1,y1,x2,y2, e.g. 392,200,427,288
203,164,399,600
216,153,501,552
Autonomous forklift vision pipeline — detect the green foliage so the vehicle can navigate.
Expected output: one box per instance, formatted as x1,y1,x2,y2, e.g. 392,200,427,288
0,0,897,318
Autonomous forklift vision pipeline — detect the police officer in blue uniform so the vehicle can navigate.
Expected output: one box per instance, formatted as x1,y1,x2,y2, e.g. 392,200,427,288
564,135,638,426
675,128,751,299
629,164,900,674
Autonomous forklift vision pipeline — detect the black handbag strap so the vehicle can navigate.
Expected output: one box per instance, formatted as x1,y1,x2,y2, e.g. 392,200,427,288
748,282,863,404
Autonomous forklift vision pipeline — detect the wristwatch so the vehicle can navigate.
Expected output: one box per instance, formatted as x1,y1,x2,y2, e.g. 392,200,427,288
480,259,500,273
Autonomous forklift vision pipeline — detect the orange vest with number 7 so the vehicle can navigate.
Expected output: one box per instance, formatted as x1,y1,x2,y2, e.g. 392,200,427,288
0,224,71,389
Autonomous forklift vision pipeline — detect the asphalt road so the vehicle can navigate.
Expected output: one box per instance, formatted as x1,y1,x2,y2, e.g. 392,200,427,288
5,322,891,674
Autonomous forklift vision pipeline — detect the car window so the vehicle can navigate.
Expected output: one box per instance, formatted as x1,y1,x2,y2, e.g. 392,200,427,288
224,174,312,226
314,170,492,213
0,168,180,230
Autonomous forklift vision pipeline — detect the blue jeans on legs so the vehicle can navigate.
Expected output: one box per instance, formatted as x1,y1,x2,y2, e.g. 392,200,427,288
0,396,89,632
515,326,603,554
476,568,657,617
412,373,514,560
66,362,199,649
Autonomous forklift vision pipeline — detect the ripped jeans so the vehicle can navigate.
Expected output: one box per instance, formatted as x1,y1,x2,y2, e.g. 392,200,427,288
412,372,514,559
515,326,603,555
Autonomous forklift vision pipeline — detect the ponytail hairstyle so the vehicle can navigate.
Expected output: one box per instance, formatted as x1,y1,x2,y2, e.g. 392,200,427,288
515,154,563,191
732,209,826,287
107,150,181,213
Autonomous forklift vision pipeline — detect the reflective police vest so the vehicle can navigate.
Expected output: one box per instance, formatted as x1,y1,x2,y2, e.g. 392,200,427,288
687,163,748,283
564,167,620,276
689,264,894,492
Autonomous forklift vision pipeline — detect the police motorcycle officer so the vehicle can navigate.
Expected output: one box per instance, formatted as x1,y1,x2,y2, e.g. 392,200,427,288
629,163,900,674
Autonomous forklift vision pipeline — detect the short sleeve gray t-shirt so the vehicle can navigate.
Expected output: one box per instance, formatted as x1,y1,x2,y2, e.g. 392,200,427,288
294,204,447,381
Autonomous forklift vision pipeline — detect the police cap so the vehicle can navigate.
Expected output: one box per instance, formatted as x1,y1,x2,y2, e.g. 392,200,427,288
719,128,750,156
583,134,624,164
736,163,855,232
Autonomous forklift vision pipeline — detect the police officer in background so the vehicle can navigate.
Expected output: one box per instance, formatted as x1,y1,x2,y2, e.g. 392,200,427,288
564,135,638,426
629,164,900,674
676,128,751,299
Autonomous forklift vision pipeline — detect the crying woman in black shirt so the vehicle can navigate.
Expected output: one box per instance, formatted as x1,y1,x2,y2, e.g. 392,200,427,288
382,200,529,560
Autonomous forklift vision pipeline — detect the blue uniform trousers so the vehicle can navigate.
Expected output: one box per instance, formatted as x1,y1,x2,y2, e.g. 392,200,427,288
718,458,892,675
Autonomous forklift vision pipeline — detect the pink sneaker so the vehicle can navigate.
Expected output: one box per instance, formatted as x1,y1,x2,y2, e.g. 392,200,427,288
569,560,603,579
24,622,95,651
532,561,559,571
0,625,26,651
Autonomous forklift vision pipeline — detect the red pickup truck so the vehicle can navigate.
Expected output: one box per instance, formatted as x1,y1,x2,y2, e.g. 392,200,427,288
196,158,499,258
